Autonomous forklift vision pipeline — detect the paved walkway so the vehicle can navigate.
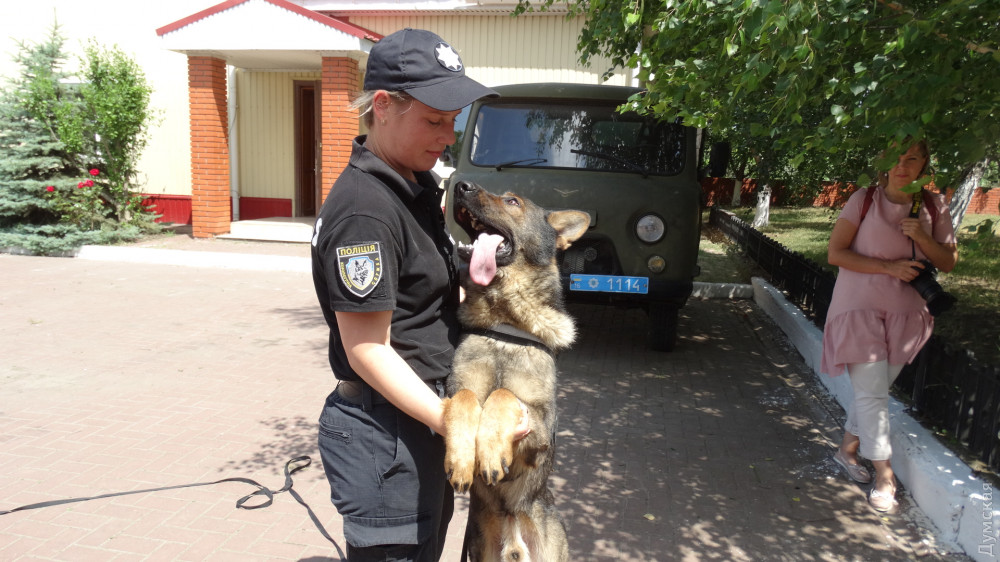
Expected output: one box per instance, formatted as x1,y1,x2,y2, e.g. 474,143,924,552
0,236,973,561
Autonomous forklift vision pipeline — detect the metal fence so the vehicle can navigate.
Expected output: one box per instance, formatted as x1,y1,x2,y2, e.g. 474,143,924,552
709,207,837,325
710,207,1000,473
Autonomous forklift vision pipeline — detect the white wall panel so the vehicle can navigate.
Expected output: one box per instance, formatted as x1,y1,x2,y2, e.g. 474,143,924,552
347,14,629,87
235,71,320,203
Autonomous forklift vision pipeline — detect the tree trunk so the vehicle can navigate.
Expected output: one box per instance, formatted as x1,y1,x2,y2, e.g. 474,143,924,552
730,157,749,206
949,158,990,233
752,184,771,229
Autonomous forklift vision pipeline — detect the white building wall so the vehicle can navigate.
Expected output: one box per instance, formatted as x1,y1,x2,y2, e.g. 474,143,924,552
0,0,208,197
0,1,631,203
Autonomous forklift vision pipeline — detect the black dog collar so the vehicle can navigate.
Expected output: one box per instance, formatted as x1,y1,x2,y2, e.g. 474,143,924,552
466,324,554,356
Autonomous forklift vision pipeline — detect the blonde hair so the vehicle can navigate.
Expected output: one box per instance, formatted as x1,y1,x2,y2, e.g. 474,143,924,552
351,90,412,128
877,138,931,188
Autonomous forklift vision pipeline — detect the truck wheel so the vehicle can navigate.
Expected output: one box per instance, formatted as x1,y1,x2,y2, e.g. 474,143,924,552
648,304,679,352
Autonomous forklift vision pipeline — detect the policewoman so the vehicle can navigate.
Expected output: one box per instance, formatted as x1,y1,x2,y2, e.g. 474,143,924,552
311,29,497,560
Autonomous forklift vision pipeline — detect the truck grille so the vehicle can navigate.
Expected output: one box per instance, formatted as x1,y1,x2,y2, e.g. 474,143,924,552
559,237,618,275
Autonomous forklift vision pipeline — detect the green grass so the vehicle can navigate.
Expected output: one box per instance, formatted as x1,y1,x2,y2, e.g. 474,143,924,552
698,232,760,284
704,207,1000,366
737,207,838,267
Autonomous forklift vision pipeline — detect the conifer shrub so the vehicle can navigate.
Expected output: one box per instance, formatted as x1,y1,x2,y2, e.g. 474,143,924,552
0,22,160,255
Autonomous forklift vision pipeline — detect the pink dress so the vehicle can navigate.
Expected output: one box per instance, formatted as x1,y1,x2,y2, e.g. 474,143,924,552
820,186,956,376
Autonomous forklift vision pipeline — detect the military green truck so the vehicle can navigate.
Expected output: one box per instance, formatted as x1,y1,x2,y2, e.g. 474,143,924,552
443,83,727,351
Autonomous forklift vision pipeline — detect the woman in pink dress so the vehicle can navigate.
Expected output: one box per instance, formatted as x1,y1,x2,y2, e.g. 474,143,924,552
821,140,958,511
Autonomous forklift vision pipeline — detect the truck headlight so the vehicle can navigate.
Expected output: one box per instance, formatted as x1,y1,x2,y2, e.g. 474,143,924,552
636,214,665,243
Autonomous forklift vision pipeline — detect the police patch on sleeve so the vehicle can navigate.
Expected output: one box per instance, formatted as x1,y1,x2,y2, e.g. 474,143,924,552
337,242,383,298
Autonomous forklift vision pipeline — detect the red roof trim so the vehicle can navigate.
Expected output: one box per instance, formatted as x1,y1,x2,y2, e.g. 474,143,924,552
156,0,248,36
156,0,382,41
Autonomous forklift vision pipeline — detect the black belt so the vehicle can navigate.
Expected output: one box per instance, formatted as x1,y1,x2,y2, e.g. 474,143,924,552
336,379,445,411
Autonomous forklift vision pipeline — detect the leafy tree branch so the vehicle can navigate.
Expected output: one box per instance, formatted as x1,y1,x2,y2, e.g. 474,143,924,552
516,0,1000,204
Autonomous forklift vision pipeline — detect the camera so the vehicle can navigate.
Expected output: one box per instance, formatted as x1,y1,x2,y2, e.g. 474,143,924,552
909,260,957,316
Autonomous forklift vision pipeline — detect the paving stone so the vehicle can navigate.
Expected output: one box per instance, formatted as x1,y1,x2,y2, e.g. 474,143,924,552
0,252,972,561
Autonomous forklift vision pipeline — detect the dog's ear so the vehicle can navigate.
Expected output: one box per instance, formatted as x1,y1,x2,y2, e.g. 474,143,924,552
547,210,591,250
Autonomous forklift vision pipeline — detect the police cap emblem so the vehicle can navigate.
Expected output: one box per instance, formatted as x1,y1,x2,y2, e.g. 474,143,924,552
435,42,463,72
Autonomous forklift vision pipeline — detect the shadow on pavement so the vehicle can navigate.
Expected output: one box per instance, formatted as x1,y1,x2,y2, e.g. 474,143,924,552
549,300,964,561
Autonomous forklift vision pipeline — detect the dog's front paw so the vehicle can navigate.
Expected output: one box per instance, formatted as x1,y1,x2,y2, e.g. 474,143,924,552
476,389,524,485
445,446,477,493
476,442,513,485
443,390,482,493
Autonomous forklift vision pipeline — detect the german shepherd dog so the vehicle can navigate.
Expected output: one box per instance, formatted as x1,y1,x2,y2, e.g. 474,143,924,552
443,181,590,561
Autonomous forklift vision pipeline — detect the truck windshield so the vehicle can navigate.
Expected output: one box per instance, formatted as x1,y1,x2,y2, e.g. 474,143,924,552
468,101,686,175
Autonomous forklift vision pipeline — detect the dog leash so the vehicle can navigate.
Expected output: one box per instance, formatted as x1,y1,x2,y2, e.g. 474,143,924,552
461,520,472,562
1,455,345,556
1,456,314,515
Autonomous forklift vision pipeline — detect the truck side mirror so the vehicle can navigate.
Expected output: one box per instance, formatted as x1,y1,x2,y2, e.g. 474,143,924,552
440,145,454,166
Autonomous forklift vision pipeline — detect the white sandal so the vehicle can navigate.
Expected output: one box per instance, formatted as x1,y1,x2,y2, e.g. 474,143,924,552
833,450,872,484
868,483,897,512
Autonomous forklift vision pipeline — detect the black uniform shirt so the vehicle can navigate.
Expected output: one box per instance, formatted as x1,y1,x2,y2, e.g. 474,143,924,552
311,135,460,382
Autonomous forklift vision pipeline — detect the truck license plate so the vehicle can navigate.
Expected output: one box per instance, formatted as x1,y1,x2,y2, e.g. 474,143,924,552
570,274,649,294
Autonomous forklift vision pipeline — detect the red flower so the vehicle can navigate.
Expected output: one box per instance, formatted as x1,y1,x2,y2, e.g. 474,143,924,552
46,185,55,192
78,182,85,188
85,180,94,187
89,169,100,176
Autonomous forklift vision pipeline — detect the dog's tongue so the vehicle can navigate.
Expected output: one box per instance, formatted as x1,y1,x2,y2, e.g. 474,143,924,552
469,232,504,286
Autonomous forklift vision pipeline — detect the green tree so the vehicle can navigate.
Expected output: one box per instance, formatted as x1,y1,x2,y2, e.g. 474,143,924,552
0,22,152,255
78,40,156,223
0,23,79,231
517,0,1000,217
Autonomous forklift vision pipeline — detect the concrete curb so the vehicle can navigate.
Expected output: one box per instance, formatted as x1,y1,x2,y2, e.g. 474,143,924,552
76,245,311,273
751,276,999,561
692,281,754,299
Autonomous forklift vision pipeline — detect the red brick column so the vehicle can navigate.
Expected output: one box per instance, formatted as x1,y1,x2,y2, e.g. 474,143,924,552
188,56,231,238
320,57,361,205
